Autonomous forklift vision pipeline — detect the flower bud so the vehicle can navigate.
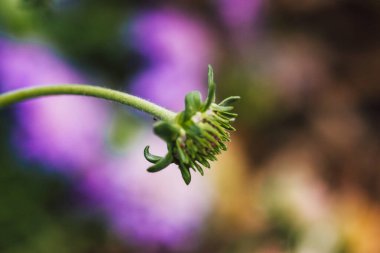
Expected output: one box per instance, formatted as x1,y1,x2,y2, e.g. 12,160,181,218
144,65,239,184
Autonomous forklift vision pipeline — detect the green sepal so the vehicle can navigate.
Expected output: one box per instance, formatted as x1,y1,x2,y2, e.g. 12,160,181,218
174,111,185,125
201,129,218,144
218,111,238,119
179,163,192,185
219,141,227,151
176,139,189,164
147,152,173,173
208,120,230,136
211,104,234,112
216,120,236,131
192,161,204,175
153,121,181,142
197,156,211,168
202,65,216,111
201,123,221,138
213,114,231,124
184,91,203,121
207,153,217,161
144,146,162,163
219,96,240,107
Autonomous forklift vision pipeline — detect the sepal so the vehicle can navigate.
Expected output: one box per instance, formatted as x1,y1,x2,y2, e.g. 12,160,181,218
147,152,173,173
153,121,181,142
144,146,162,163
202,65,216,111
219,96,240,107
184,91,203,121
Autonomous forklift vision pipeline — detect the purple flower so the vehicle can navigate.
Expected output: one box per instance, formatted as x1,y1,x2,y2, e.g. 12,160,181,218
82,127,214,251
217,0,262,30
0,39,109,172
0,40,82,91
128,9,215,74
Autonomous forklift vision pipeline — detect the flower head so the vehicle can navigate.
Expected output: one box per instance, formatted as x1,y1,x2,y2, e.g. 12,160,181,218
144,65,239,184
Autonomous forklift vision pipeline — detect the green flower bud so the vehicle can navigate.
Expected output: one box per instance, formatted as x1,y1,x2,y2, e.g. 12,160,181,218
144,65,240,185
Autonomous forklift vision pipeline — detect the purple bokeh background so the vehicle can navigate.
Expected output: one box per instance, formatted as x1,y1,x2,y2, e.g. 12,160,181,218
0,40,109,172
217,0,262,30
82,128,213,250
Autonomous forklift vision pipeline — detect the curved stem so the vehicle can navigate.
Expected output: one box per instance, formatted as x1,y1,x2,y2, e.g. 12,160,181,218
0,84,176,121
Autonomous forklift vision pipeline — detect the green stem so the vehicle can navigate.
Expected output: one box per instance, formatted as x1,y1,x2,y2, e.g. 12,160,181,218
0,84,176,121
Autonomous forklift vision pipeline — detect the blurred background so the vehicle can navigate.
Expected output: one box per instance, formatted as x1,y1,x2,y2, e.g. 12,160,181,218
0,0,380,252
